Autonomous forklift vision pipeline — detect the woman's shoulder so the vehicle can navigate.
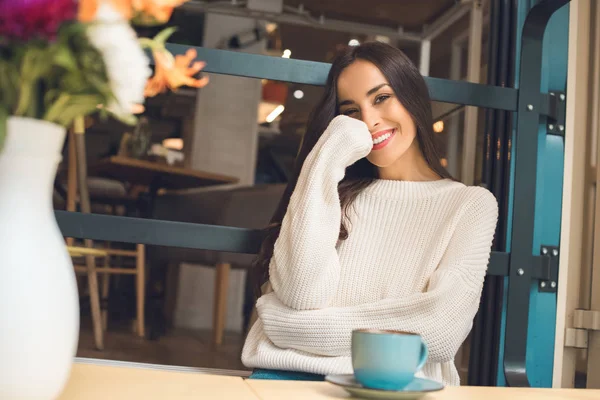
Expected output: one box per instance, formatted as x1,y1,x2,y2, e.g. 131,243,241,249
450,183,498,205
409,178,498,212
448,183,499,223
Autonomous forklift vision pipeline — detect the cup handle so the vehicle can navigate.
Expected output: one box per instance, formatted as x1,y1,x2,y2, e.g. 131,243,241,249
416,339,428,371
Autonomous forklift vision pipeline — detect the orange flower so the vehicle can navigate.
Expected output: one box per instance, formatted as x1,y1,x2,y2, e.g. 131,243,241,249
144,48,209,97
132,0,188,24
79,0,188,23
78,0,132,22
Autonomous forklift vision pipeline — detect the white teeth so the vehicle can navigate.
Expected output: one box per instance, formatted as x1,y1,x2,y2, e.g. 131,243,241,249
373,132,392,145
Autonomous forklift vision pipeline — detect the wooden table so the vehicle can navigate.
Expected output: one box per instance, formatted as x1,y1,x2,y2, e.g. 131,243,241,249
90,156,238,191
59,359,257,400
58,359,598,400
246,379,599,399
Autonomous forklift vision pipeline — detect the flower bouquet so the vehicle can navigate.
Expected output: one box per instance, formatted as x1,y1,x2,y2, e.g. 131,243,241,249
0,0,210,144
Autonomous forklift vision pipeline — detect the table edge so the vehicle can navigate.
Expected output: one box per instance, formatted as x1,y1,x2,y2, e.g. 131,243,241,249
99,156,239,183
74,357,252,378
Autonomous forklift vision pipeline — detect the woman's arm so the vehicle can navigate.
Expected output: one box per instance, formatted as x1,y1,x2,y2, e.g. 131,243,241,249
259,190,498,363
269,115,373,310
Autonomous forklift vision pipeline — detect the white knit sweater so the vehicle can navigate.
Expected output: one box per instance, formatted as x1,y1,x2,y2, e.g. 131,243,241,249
241,116,499,386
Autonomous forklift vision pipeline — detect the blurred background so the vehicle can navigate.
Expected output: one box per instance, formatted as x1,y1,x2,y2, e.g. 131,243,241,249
60,0,494,383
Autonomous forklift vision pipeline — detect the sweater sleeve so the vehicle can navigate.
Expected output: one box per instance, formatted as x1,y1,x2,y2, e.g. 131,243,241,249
258,190,498,363
269,115,373,310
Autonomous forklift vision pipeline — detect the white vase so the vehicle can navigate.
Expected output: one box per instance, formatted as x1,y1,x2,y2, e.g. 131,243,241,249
0,117,79,399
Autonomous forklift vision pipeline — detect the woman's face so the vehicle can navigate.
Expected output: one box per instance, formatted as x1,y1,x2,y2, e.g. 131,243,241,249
336,59,419,170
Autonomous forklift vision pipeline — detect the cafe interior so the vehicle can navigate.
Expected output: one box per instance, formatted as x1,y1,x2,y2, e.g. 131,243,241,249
66,0,477,364
21,0,599,397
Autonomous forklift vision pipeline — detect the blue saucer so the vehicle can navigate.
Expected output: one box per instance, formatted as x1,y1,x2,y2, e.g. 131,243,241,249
325,374,444,400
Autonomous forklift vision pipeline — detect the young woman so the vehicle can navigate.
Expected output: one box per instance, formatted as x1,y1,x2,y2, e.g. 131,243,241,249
241,41,498,387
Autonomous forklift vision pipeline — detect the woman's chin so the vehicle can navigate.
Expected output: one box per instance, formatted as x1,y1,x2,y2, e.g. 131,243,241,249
366,154,401,169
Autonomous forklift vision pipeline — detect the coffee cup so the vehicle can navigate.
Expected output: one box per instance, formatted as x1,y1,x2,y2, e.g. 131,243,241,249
351,329,428,391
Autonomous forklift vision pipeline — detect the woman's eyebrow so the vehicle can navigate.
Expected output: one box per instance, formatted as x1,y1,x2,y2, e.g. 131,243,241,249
338,83,390,106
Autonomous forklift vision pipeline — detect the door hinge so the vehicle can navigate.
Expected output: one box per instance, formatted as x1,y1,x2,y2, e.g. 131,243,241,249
538,245,559,292
544,91,566,136
573,309,600,331
564,310,600,349
565,328,588,349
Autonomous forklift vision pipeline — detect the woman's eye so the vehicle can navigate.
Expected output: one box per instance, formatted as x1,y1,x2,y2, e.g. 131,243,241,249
342,109,358,116
375,94,390,104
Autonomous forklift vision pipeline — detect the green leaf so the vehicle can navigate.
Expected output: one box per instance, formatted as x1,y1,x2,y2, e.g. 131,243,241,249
86,74,116,101
44,89,60,106
0,60,19,113
14,82,33,116
0,107,7,152
44,93,72,123
138,38,155,49
20,46,51,80
48,94,103,127
53,46,78,71
56,106,98,127
14,44,51,117
153,27,178,47
61,71,88,92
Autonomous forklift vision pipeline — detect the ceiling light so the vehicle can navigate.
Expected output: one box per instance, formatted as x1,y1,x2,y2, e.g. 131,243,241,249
293,90,304,99
348,39,360,46
162,138,184,151
433,121,444,133
266,105,285,123
282,49,291,58
265,22,278,34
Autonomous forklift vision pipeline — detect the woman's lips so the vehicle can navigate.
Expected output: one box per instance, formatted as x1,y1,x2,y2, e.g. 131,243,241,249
371,128,396,150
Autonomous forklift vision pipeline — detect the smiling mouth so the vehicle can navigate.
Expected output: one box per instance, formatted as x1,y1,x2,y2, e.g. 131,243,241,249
371,128,396,150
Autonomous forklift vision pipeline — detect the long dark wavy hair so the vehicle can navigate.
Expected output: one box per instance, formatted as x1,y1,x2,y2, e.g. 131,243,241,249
250,41,453,298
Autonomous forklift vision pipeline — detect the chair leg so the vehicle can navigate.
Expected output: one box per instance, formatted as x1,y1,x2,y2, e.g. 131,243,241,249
213,262,231,346
164,262,181,329
73,120,103,350
101,247,111,332
84,245,104,350
136,244,146,338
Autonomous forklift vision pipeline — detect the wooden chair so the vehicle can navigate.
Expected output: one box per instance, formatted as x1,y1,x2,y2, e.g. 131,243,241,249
65,118,146,350
150,183,285,345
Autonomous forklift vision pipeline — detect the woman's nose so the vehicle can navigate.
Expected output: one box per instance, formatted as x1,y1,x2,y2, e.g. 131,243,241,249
360,107,380,131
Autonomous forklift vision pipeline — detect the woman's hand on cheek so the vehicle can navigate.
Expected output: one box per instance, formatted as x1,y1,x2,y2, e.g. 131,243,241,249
325,115,373,165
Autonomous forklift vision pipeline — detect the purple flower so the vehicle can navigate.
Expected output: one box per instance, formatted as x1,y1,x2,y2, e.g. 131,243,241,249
0,0,77,41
